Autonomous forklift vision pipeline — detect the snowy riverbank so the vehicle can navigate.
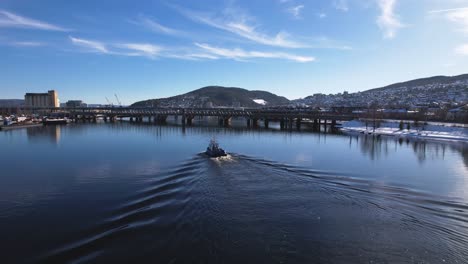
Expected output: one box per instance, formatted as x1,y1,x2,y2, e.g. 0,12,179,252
340,120,468,142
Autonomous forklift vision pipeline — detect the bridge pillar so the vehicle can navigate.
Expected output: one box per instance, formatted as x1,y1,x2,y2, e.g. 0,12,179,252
264,118,269,129
288,118,293,130
280,119,285,130
104,116,108,122
296,118,301,130
130,117,134,122
252,118,259,128
186,116,193,125
157,115,167,124
246,118,251,127
223,117,231,127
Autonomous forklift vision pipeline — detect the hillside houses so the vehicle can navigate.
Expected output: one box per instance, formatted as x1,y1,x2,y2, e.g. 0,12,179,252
294,78,468,110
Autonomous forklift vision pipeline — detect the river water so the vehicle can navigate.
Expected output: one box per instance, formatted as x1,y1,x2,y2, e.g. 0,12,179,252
0,122,467,263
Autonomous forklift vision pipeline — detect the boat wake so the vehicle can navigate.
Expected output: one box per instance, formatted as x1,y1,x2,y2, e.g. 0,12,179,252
40,154,468,263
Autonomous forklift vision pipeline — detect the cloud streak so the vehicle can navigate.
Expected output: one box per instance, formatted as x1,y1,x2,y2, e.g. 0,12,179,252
376,0,404,39
70,36,163,59
176,6,307,48
68,35,315,62
429,7,468,33
0,10,68,31
195,43,315,62
10,41,45,47
116,43,163,58
69,36,108,53
132,15,185,36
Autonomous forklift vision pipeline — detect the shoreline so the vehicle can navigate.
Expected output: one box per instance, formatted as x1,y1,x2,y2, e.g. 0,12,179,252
0,123,43,131
340,120,468,143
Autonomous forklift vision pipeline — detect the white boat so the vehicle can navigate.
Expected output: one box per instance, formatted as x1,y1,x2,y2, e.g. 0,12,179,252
43,118,70,125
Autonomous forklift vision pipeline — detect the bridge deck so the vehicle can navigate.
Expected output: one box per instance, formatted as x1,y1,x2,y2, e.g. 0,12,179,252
0,107,357,121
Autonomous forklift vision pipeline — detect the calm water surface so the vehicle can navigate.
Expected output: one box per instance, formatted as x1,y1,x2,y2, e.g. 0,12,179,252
0,122,467,263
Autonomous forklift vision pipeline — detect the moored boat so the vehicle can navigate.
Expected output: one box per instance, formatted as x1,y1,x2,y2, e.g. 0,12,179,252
43,118,70,125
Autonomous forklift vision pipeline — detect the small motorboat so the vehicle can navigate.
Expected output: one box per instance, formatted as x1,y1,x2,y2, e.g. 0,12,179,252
205,139,227,157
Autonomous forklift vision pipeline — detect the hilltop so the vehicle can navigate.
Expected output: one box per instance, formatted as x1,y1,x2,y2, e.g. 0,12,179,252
367,74,468,93
132,86,290,108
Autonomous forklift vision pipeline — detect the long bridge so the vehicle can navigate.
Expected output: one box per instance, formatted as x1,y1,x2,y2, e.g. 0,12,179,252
0,106,357,129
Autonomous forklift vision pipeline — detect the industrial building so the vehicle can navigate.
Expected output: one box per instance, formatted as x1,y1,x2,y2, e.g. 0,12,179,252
24,90,59,108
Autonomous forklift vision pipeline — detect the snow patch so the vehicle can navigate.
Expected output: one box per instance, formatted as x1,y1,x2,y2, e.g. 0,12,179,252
341,120,468,143
253,99,267,105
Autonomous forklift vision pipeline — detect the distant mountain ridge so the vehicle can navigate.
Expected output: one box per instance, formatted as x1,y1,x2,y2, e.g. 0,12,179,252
132,86,290,108
0,99,24,107
365,74,468,93
295,74,468,107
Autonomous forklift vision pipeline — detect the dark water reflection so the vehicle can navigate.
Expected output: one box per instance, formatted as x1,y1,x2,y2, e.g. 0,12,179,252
0,122,467,263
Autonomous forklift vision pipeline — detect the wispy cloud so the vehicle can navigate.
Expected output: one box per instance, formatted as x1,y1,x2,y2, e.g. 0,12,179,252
429,7,468,33
318,13,327,19
115,43,163,58
67,36,315,62
428,6,468,55
69,36,108,53
0,10,68,31
376,0,404,39
132,15,185,36
10,41,45,47
333,0,349,12
429,7,468,14
194,43,315,62
175,6,307,48
287,5,305,19
70,36,164,59
455,44,468,55
301,36,352,50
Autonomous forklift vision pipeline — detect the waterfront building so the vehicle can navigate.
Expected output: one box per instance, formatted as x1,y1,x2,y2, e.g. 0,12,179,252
65,100,87,108
24,90,59,108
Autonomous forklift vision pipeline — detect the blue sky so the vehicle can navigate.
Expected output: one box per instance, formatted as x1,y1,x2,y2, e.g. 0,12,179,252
1,0,468,104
